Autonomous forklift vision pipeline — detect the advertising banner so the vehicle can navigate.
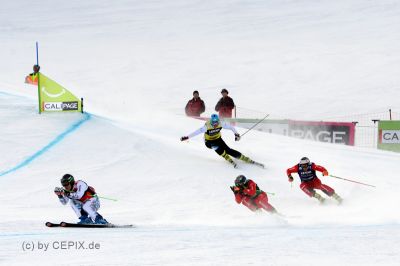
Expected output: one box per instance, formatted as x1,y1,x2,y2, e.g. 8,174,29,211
288,120,355,145
38,73,82,113
378,120,400,152
217,118,355,146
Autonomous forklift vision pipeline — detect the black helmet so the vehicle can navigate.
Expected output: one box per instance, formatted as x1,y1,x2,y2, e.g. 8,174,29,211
61,174,74,187
235,175,247,186
33,64,40,73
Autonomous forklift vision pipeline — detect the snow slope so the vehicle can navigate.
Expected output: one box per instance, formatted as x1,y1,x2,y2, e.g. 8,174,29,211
1,90,399,266
1,0,400,265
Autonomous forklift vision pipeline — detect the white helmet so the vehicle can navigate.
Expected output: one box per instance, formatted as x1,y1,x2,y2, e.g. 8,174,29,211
299,157,310,166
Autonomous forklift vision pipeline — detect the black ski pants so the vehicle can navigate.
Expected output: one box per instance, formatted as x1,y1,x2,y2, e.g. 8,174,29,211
205,138,242,158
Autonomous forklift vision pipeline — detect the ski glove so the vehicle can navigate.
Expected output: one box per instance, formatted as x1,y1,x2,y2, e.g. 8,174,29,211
180,136,189,141
230,186,241,193
234,133,241,141
322,170,329,176
63,189,70,197
54,187,63,195
288,175,294,182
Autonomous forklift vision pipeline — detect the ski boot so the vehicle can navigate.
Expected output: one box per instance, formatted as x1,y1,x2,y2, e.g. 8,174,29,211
94,214,108,225
222,153,237,168
313,192,325,204
254,208,263,214
331,193,343,204
78,215,93,224
268,206,278,215
239,154,253,163
239,155,264,168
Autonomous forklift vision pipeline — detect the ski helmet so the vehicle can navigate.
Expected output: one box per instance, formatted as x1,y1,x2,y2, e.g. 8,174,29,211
235,175,247,186
210,114,220,127
299,157,310,167
61,174,75,187
33,64,40,73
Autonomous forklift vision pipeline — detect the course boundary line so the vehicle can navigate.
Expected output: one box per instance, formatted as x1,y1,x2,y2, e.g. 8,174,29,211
0,113,91,177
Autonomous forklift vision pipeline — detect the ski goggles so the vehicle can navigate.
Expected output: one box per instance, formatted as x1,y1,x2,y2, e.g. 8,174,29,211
62,181,72,187
300,163,309,168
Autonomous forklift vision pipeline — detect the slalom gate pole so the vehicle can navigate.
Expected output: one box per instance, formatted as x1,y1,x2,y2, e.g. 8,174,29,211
36,41,39,65
35,41,41,114
96,195,118,201
240,114,270,137
329,175,376,188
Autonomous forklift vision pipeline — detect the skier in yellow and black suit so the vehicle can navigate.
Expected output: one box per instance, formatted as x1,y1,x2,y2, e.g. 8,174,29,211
181,114,264,168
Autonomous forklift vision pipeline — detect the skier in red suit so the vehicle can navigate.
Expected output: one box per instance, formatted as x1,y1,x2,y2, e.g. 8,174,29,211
286,157,343,204
230,175,277,213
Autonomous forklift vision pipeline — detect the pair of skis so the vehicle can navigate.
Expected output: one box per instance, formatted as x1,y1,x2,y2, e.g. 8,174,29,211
232,161,265,169
252,161,265,168
46,221,134,228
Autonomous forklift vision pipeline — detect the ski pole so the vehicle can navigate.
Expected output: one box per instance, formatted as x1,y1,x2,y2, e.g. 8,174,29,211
61,189,119,201
329,175,376,188
96,195,118,201
240,114,270,137
231,187,275,196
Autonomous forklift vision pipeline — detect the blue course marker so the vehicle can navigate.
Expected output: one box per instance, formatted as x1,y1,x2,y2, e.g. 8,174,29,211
0,113,91,177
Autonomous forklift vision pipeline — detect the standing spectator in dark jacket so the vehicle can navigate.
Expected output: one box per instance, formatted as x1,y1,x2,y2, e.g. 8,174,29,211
185,90,205,117
215,88,235,118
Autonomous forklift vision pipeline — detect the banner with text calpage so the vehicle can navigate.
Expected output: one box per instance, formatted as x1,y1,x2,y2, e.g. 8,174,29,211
38,73,82,113
378,120,400,152
25,72,83,113
214,118,355,145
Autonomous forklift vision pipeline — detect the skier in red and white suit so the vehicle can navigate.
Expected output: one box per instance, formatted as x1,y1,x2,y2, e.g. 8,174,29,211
231,175,277,213
286,157,342,204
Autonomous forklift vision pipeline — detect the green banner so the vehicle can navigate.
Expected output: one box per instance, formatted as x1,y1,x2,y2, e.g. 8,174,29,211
38,73,82,113
378,120,400,152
